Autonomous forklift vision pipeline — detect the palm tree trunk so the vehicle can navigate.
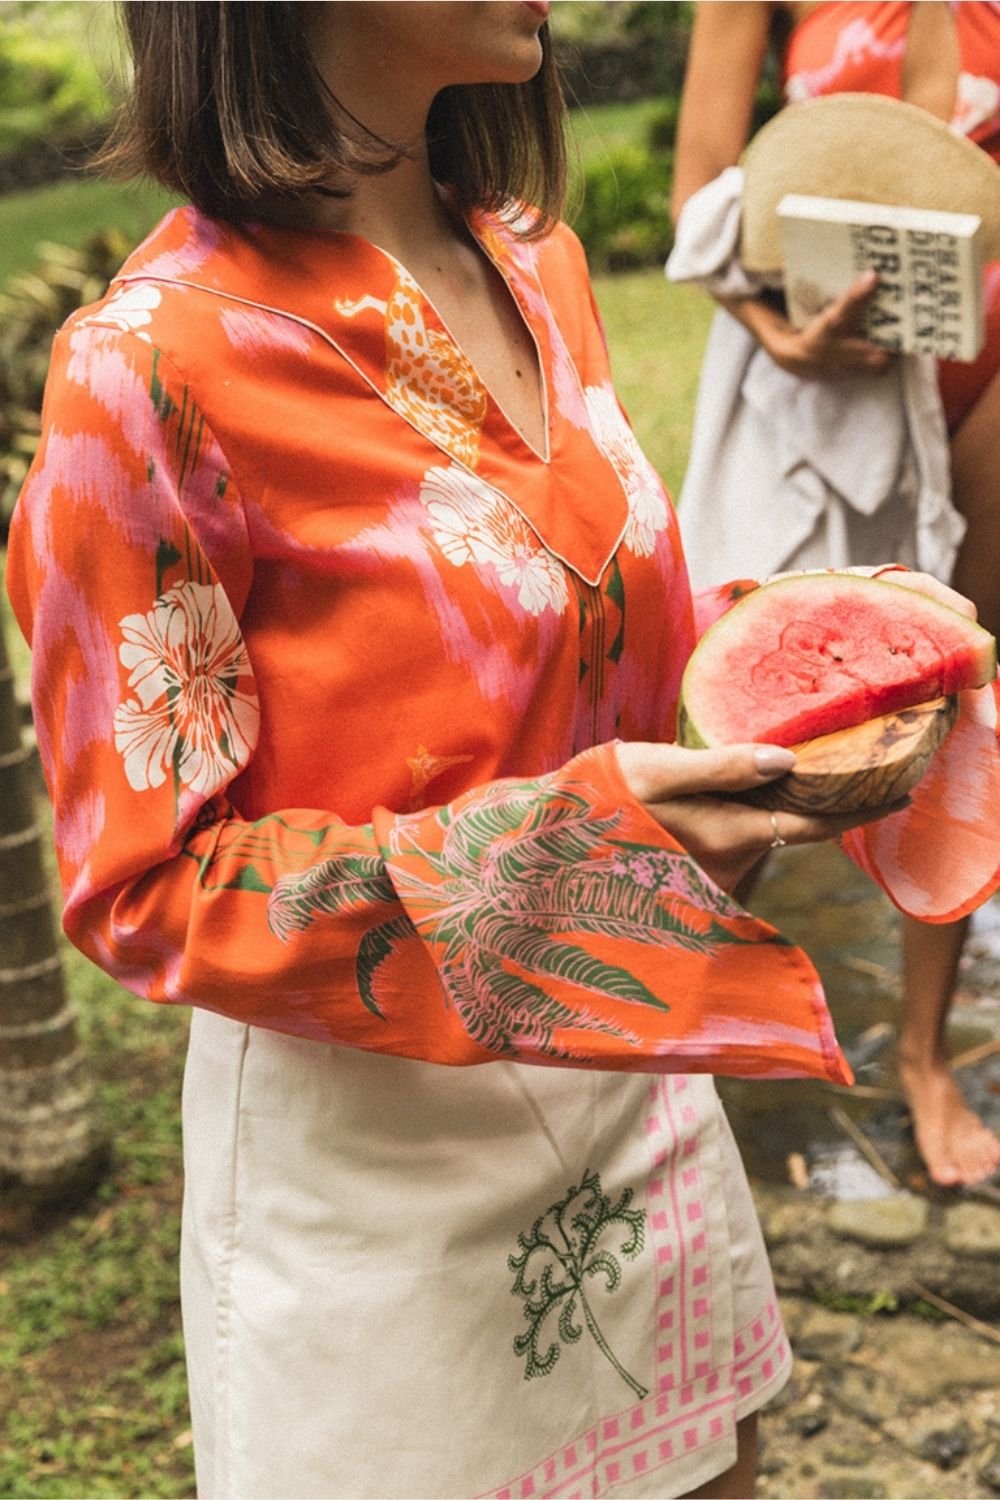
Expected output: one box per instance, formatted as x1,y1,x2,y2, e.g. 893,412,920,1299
0,607,107,1198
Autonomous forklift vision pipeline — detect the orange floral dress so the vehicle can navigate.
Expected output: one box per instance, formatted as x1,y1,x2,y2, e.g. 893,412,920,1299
7,204,1000,1498
782,0,1000,431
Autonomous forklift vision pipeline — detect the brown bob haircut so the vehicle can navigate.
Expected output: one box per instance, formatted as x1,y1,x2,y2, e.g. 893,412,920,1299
100,1,567,234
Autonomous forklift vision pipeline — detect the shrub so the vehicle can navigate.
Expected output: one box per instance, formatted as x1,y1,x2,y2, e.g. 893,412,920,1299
0,23,111,149
0,15,115,190
646,99,680,154
572,146,673,272
645,76,783,158
0,231,134,541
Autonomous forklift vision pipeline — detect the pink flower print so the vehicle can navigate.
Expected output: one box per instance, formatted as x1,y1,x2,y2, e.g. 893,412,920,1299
113,581,259,796
584,384,669,557
612,849,743,918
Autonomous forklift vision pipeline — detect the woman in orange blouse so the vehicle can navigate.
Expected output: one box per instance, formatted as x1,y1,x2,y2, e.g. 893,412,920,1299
673,0,1000,1189
6,4,991,1498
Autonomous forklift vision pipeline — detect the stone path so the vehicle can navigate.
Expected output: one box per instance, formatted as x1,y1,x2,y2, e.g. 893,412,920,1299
759,1294,1000,1499
718,843,1000,1498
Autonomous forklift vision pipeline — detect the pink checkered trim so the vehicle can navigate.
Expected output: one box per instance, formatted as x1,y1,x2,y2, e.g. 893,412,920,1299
482,1080,789,1498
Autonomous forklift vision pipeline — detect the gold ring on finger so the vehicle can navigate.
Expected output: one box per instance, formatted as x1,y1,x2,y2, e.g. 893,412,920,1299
768,811,787,850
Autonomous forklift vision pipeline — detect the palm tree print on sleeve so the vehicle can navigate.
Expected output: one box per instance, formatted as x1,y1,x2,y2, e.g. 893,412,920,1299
383,774,750,1060
180,764,758,1060
509,1169,648,1400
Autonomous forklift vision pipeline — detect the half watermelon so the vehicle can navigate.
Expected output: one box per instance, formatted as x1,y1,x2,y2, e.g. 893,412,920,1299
678,572,995,760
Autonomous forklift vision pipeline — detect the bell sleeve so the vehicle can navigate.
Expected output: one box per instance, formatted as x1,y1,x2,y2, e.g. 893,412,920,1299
6,321,851,1083
688,573,1000,924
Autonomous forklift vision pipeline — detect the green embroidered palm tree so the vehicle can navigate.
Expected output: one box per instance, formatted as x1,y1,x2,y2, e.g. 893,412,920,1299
509,1168,648,1399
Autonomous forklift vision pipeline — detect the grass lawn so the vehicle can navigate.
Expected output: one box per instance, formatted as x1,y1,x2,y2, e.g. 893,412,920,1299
0,176,177,287
595,269,711,499
567,95,666,169
0,103,711,1498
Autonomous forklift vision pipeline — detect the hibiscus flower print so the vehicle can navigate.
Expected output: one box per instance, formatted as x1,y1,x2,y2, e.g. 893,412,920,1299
76,283,162,342
113,581,259,795
584,383,669,558
419,464,568,616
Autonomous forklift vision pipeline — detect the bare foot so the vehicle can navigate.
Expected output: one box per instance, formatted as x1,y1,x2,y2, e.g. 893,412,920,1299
899,1057,1000,1187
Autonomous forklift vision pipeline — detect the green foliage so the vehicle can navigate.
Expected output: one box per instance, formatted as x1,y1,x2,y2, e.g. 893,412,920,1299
0,230,136,538
752,75,784,136
0,24,109,155
572,145,672,272
0,944,194,1499
815,1287,901,1316
646,97,681,154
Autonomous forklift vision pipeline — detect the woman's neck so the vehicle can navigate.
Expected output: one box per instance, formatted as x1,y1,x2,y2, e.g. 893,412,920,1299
294,1,455,255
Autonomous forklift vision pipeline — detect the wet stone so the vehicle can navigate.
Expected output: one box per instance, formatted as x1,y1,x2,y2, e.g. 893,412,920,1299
872,1318,1000,1399
826,1194,928,1248
822,1479,887,1499
792,1307,862,1362
791,1406,830,1437
759,1199,803,1246
979,1441,1000,1494
822,1363,897,1424
943,1202,1000,1258
913,1421,971,1470
822,1442,877,1468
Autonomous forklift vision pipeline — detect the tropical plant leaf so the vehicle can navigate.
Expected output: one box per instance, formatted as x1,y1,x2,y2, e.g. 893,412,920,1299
584,1249,622,1292
515,866,734,951
558,1294,583,1344
439,782,597,876
355,912,414,1019
267,853,396,941
460,962,640,1057
508,1167,648,1397
480,810,624,891
437,778,554,873
477,918,668,1011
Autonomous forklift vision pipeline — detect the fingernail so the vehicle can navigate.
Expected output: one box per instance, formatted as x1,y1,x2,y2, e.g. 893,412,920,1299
754,746,796,776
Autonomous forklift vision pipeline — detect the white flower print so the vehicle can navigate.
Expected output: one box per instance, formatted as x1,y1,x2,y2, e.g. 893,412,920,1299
113,581,259,795
584,383,669,557
952,72,1000,139
419,465,568,616
77,283,162,342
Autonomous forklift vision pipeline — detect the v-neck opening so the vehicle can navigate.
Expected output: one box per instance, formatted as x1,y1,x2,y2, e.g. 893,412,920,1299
112,204,639,589
330,213,552,465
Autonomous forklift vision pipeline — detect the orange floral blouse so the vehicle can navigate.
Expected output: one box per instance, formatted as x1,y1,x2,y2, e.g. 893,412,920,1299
7,205,998,1085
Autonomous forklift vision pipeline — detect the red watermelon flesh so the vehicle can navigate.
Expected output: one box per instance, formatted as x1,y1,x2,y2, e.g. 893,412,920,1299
678,574,996,749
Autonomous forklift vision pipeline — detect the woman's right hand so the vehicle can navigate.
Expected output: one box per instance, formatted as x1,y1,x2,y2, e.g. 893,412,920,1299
723,271,895,380
614,739,904,896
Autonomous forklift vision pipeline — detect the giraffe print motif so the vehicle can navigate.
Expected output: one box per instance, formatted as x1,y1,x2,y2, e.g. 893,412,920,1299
336,268,488,467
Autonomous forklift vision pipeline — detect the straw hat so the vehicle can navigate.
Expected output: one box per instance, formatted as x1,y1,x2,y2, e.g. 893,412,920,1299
740,93,1000,274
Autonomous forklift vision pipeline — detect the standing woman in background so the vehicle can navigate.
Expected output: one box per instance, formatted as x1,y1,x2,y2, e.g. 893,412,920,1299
672,0,1000,1189
5,2,983,1497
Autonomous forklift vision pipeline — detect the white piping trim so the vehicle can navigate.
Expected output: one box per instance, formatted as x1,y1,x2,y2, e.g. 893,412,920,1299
113,269,626,589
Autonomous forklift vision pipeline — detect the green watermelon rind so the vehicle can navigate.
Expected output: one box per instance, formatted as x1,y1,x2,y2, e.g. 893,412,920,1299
678,574,997,749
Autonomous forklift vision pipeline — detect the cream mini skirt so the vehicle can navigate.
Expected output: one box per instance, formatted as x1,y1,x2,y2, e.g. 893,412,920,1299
180,1009,790,1499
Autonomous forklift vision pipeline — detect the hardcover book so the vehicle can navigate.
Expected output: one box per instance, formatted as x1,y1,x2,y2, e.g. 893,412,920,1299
777,193,984,362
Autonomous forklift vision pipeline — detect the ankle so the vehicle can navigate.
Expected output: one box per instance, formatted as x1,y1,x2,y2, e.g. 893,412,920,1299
897,1045,951,1078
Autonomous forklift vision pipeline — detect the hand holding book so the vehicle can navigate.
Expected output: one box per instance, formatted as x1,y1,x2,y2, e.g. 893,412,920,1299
718,268,894,380
778,196,985,363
